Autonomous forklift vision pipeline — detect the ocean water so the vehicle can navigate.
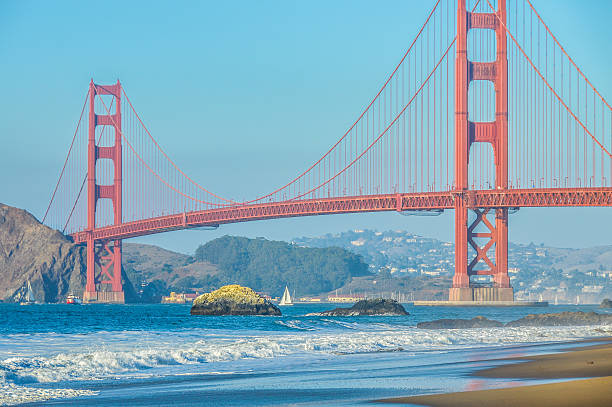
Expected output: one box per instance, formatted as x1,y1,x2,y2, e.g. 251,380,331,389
1,303,611,406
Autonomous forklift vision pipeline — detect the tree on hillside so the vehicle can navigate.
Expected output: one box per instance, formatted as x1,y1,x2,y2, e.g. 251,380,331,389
194,235,370,296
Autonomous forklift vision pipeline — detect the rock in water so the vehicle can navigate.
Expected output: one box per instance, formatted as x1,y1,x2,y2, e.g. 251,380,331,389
505,311,612,327
307,299,408,316
601,299,612,308
190,285,281,316
417,316,503,329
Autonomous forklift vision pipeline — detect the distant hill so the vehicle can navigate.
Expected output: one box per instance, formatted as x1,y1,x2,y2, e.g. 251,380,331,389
122,243,222,302
0,203,370,302
338,274,452,301
2,200,609,303
122,236,370,300
293,229,612,303
294,230,453,275
193,236,370,297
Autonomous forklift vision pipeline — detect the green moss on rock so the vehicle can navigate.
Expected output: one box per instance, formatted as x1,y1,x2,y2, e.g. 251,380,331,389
191,285,281,316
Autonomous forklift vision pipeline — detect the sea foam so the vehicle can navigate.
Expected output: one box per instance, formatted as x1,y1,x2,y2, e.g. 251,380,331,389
2,324,611,386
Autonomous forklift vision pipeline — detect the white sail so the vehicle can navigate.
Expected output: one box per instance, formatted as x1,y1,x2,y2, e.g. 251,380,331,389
279,286,293,306
21,280,36,304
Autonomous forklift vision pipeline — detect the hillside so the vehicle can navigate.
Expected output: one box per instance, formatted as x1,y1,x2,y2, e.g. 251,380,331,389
0,202,219,303
122,236,370,301
341,275,453,301
294,229,612,303
0,203,87,302
0,203,144,303
193,236,370,297
2,200,608,303
122,243,221,302
123,237,453,301
0,203,370,302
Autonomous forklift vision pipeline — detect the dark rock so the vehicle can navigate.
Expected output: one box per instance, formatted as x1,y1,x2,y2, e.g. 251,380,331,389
601,299,612,308
307,299,409,316
190,285,281,316
505,311,612,327
417,316,503,329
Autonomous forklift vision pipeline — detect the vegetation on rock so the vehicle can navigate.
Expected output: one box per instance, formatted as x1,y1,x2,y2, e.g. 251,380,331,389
191,285,281,316
193,285,265,306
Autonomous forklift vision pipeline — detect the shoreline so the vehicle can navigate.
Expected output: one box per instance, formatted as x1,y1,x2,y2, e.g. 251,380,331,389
376,336,612,407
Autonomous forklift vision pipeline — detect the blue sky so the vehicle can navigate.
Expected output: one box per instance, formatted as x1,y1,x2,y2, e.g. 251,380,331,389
1,0,610,254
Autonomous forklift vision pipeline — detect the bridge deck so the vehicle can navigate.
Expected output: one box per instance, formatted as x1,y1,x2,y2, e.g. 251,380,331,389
71,187,612,243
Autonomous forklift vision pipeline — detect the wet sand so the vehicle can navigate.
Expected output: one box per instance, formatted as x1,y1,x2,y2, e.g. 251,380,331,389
378,377,612,407
377,338,612,407
477,341,612,378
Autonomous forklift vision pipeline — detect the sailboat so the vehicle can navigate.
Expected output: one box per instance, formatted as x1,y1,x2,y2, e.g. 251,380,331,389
279,286,293,306
20,281,36,305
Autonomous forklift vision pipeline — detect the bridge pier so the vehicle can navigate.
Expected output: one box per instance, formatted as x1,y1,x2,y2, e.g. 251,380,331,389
451,0,513,301
83,80,125,304
449,287,514,302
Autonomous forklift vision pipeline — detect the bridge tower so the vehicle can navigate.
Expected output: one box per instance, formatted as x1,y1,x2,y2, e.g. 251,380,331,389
450,0,513,301
83,80,125,304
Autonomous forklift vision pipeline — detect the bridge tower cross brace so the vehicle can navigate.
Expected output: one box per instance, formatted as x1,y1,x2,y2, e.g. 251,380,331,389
450,0,513,301
83,80,125,304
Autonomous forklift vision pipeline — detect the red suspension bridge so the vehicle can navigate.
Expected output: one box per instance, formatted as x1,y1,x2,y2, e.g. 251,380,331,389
43,0,611,303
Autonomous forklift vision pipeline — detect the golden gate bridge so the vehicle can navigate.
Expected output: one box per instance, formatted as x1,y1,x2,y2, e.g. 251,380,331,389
42,0,611,303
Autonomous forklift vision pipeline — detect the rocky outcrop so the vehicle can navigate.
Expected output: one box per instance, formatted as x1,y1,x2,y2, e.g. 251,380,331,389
307,299,409,316
0,203,89,303
0,203,136,303
190,285,281,316
505,311,612,327
601,299,612,308
417,316,503,329
417,311,612,329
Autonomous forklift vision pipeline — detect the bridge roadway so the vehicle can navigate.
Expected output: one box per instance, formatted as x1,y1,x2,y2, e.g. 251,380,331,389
71,187,612,244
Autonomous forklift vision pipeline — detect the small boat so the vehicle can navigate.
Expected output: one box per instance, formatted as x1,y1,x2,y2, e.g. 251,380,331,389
279,285,293,306
20,281,36,305
66,293,82,304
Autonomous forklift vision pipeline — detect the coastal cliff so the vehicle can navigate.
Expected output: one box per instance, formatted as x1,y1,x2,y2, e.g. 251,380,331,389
0,203,136,303
0,203,88,303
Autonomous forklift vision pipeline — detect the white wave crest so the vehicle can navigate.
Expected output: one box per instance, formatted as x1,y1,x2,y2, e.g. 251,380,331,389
0,382,96,406
2,324,611,389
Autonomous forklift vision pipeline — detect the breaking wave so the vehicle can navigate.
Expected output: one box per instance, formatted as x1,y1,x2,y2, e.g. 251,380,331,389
2,324,611,386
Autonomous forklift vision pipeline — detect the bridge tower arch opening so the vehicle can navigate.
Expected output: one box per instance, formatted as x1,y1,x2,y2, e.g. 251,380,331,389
451,0,513,302
83,80,125,304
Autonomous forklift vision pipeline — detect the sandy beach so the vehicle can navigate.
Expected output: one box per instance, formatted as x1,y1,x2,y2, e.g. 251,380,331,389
378,338,612,407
